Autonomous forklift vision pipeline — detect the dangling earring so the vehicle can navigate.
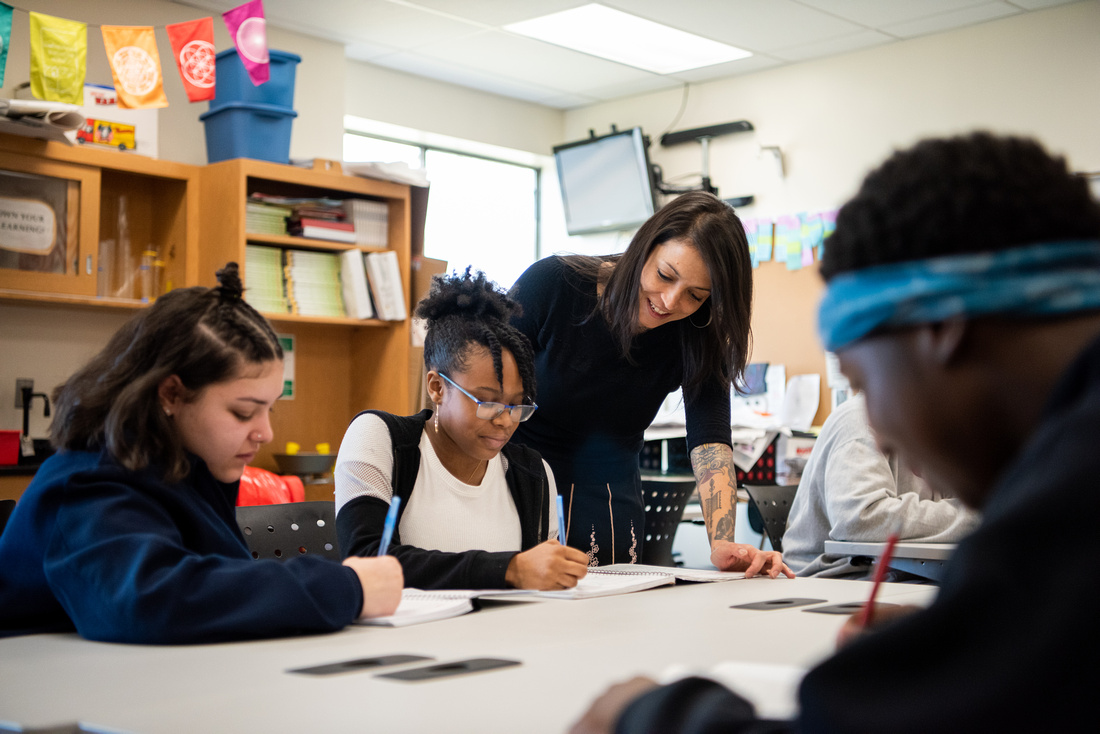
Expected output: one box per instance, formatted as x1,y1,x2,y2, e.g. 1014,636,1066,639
434,409,440,433
689,308,712,329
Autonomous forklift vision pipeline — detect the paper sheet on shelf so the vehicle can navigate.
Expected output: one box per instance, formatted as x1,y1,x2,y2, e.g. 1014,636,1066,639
730,428,779,472
778,374,820,432
342,160,430,187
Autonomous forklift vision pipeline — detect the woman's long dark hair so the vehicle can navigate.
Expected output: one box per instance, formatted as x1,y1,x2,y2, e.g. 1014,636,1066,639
417,267,537,401
51,263,283,482
564,191,753,399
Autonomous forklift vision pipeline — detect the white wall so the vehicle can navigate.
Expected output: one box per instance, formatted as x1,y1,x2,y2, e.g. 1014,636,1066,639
562,1,1100,423
2,1,1098,434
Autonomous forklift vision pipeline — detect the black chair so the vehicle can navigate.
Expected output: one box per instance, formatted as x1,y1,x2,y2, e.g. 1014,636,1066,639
743,484,798,553
640,473,698,566
0,499,15,538
235,501,340,561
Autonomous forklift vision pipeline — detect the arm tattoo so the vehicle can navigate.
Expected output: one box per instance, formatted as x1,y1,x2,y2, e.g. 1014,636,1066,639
691,443,739,543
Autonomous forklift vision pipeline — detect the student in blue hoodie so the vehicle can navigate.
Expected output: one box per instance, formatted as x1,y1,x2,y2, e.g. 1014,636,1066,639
0,263,402,644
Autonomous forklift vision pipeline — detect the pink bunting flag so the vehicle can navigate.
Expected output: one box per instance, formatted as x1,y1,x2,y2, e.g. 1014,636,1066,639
222,0,269,86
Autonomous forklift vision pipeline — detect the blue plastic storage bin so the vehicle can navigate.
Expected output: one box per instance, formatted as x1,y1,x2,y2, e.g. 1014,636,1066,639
199,102,297,164
210,49,301,109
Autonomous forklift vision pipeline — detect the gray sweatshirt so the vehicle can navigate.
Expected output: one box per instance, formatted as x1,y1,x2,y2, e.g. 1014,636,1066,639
783,395,979,579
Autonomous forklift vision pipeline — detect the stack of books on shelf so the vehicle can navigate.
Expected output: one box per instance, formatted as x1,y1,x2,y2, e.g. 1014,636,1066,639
244,245,290,314
245,197,292,237
343,199,389,247
286,198,355,243
284,250,347,318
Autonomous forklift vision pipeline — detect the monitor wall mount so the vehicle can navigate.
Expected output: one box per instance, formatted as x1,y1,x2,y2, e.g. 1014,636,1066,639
653,120,755,205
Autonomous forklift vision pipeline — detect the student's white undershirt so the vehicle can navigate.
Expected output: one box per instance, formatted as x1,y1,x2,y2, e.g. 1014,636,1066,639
334,413,558,552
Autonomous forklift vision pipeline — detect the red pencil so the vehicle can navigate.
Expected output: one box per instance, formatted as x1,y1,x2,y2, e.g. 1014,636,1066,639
858,533,899,628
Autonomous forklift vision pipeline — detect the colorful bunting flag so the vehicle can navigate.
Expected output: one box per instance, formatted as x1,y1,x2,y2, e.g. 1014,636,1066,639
101,26,168,109
223,0,269,86
0,3,12,87
166,17,216,102
29,11,86,103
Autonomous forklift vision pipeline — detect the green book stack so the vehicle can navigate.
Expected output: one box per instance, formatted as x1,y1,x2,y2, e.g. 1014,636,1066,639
284,249,347,318
244,245,290,314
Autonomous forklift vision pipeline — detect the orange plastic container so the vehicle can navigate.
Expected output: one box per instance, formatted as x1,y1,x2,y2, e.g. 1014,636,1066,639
0,430,20,466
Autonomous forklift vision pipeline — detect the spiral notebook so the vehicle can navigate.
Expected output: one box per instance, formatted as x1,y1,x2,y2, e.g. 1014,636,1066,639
477,567,676,601
355,589,476,627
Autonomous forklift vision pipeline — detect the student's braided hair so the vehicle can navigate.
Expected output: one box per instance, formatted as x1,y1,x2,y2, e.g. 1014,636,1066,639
821,132,1100,281
51,263,283,482
416,268,536,401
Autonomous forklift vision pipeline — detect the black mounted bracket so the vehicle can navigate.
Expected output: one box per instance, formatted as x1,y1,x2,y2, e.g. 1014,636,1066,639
654,120,755,199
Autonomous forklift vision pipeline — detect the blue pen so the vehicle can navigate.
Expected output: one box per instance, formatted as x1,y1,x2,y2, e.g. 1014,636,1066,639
378,496,401,556
556,494,566,544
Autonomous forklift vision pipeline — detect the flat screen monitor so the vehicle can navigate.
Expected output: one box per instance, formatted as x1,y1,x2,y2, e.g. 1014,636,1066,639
553,128,657,235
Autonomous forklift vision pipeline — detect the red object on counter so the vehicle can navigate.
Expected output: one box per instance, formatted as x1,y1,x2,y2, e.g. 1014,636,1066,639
237,466,305,506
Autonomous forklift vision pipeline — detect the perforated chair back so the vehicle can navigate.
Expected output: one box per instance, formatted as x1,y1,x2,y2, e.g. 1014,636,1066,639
235,501,340,561
743,484,798,553
0,499,15,538
640,474,698,566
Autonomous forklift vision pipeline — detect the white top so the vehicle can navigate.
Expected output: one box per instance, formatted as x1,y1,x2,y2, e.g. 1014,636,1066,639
334,413,558,552
783,395,978,579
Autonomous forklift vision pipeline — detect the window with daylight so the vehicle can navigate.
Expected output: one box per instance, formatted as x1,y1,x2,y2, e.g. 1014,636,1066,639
344,132,540,290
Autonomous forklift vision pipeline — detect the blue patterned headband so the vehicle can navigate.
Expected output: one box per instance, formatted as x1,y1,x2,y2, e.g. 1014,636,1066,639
818,240,1100,352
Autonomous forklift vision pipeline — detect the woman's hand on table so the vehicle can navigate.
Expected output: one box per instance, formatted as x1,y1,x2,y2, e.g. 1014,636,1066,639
710,540,795,578
505,539,589,590
569,676,658,734
343,555,404,618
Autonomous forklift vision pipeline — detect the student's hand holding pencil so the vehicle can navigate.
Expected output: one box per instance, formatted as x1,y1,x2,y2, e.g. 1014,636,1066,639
504,540,588,590
836,604,920,648
342,556,404,619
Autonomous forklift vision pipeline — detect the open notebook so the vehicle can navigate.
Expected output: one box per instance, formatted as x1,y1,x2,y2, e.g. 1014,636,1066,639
597,564,746,583
479,566,678,601
355,590,477,627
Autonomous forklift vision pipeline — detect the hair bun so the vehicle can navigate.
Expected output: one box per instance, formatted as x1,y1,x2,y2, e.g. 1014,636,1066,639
415,267,519,323
215,262,245,302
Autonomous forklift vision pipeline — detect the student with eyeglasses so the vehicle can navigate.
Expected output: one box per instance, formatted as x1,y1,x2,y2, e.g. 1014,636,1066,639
334,269,589,590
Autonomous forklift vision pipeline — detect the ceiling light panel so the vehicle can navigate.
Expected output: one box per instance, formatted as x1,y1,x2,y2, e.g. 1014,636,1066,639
505,3,752,74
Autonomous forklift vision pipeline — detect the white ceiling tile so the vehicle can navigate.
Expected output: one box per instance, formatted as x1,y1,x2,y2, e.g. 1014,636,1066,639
579,75,685,102
1006,0,1081,8
173,0,1077,111
601,0,866,52
770,29,895,62
883,2,1022,38
418,30,662,90
369,51,571,103
791,0,995,28
668,55,785,84
538,92,605,110
403,0,586,26
345,40,403,63
261,0,487,49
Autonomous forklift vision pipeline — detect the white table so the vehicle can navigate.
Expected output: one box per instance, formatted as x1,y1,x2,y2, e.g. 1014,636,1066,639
823,540,957,581
0,577,936,734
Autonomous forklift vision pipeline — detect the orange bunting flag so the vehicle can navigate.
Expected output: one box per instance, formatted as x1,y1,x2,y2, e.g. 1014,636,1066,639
101,25,168,109
166,17,216,103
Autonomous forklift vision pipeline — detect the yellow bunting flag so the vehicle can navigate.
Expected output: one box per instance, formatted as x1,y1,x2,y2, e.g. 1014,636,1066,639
28,11,86,103
101,25,168,109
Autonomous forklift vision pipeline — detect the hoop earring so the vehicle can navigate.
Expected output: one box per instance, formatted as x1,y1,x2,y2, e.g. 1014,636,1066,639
689,308,712,329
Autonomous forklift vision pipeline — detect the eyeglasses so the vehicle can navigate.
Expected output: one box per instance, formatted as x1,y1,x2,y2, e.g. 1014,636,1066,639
438,372,538,423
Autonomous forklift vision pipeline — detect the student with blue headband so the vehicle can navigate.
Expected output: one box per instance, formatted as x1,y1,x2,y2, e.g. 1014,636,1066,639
570,131,1100,733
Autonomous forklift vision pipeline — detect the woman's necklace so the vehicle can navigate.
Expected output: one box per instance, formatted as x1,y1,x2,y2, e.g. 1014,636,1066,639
465,459,484,484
